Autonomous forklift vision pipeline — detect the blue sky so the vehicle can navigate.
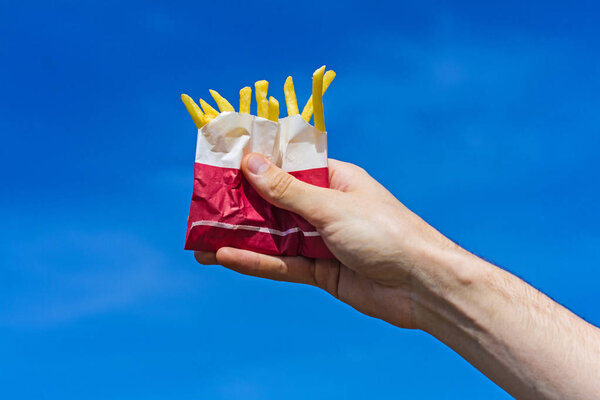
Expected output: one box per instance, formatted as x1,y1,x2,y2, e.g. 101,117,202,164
1,0,599,398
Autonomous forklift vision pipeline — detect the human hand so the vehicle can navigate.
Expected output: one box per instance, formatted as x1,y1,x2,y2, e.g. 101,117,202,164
196,153,600,399
195,153,460,329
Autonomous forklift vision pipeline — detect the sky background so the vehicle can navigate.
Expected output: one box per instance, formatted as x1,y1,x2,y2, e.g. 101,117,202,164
1,0,599,398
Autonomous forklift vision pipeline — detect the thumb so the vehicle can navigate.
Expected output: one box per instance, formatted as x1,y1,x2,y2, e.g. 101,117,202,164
241,153,331,222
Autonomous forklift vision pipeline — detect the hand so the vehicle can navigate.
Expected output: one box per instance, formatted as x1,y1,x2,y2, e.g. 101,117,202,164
195,153,600,399
195,153,459,329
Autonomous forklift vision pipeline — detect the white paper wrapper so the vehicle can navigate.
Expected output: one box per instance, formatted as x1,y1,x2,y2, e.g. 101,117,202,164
186,112,333,258
195,112,328,171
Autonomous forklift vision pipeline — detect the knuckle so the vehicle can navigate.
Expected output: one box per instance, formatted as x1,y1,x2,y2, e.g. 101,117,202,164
352,164,368,176
268,172,295,201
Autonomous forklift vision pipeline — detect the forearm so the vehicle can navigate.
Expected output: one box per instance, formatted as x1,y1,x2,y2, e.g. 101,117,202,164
411,245,600,399
206,157,600,398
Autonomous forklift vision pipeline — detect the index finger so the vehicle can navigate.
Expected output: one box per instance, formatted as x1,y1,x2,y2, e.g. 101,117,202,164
215,247,317,285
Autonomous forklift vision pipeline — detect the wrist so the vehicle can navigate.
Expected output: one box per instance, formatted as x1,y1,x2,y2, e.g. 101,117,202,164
407,240,490,332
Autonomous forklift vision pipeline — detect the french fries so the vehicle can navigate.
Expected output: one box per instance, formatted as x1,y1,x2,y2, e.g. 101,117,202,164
284,76,299,116
255,80,269,118
181,94,207,128
258,99,268,119
199,98,219,119
209,89,235,112
312,66,326,132
301,70,336,122
239,86,252,114
268,96,279,122
182,67,335,131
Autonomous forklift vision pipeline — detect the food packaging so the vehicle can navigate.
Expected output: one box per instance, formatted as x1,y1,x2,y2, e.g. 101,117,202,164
184,111,334,258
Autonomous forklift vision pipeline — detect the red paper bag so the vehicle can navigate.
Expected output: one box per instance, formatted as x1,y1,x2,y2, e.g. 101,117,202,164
184,112,334,258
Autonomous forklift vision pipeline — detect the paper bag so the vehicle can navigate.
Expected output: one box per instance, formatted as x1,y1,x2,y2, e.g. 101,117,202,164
184,112,334,258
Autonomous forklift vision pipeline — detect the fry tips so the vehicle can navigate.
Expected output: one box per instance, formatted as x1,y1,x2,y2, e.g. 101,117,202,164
239,86,252,114
301,69,336,122
268,96,279,121
199,98,219,118
312,66,326,131
183,67,334,130
255,80,269,118
209,89,235,112
284,76,299,116
181,94,207,128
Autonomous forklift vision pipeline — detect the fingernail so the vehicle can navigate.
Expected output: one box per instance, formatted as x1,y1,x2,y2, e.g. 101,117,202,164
247,154,270,175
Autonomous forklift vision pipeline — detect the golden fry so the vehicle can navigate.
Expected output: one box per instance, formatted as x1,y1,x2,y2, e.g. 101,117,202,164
199,98,219,118
239,86,252,114
258,98,269,119
284,76,299,116
181,94,207,128
324,70,336,87
312,66,326,131
268,96,279,122
255,80,268,99
209,89,235,112
255,80,269,118
301,69,336,122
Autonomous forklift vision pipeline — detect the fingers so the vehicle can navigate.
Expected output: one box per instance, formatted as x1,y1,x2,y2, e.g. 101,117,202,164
194,248,321,290
241,153,335,225
216,247,317,285
194,248,318,287
194,251,217,265
215,247,344,298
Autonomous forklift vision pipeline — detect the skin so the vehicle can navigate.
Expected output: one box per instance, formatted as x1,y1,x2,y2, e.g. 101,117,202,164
196,153,600,399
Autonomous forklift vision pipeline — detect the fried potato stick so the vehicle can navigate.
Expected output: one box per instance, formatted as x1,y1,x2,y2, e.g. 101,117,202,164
255,80,269,118
312,66,326,131
268,96,279,122
258,99,268,119
209,89,235,112
301,69,336,122
239,86,252,114
181,94,207,128
284,76,299,116
199,98,219,118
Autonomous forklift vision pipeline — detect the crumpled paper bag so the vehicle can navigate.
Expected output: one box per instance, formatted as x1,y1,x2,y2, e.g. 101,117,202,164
185,111,334,258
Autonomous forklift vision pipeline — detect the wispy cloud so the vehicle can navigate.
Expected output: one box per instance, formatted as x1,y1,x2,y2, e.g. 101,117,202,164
0,229,199,328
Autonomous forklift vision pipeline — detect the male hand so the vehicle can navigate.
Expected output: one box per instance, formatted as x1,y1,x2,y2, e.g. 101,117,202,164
195,153,459,329
195,153,600,400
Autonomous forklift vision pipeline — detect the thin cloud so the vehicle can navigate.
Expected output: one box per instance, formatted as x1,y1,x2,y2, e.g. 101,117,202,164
0,229,199,328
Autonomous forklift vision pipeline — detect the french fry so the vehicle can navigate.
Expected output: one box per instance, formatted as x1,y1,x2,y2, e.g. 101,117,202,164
181,94,207,128
284,76,299,116
239,86,252,114
255,80,269,118
209,89,235,112
312,66,326,131
301,69,336,122
199,98,219,118
268,96,279,122
258,98,269,119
